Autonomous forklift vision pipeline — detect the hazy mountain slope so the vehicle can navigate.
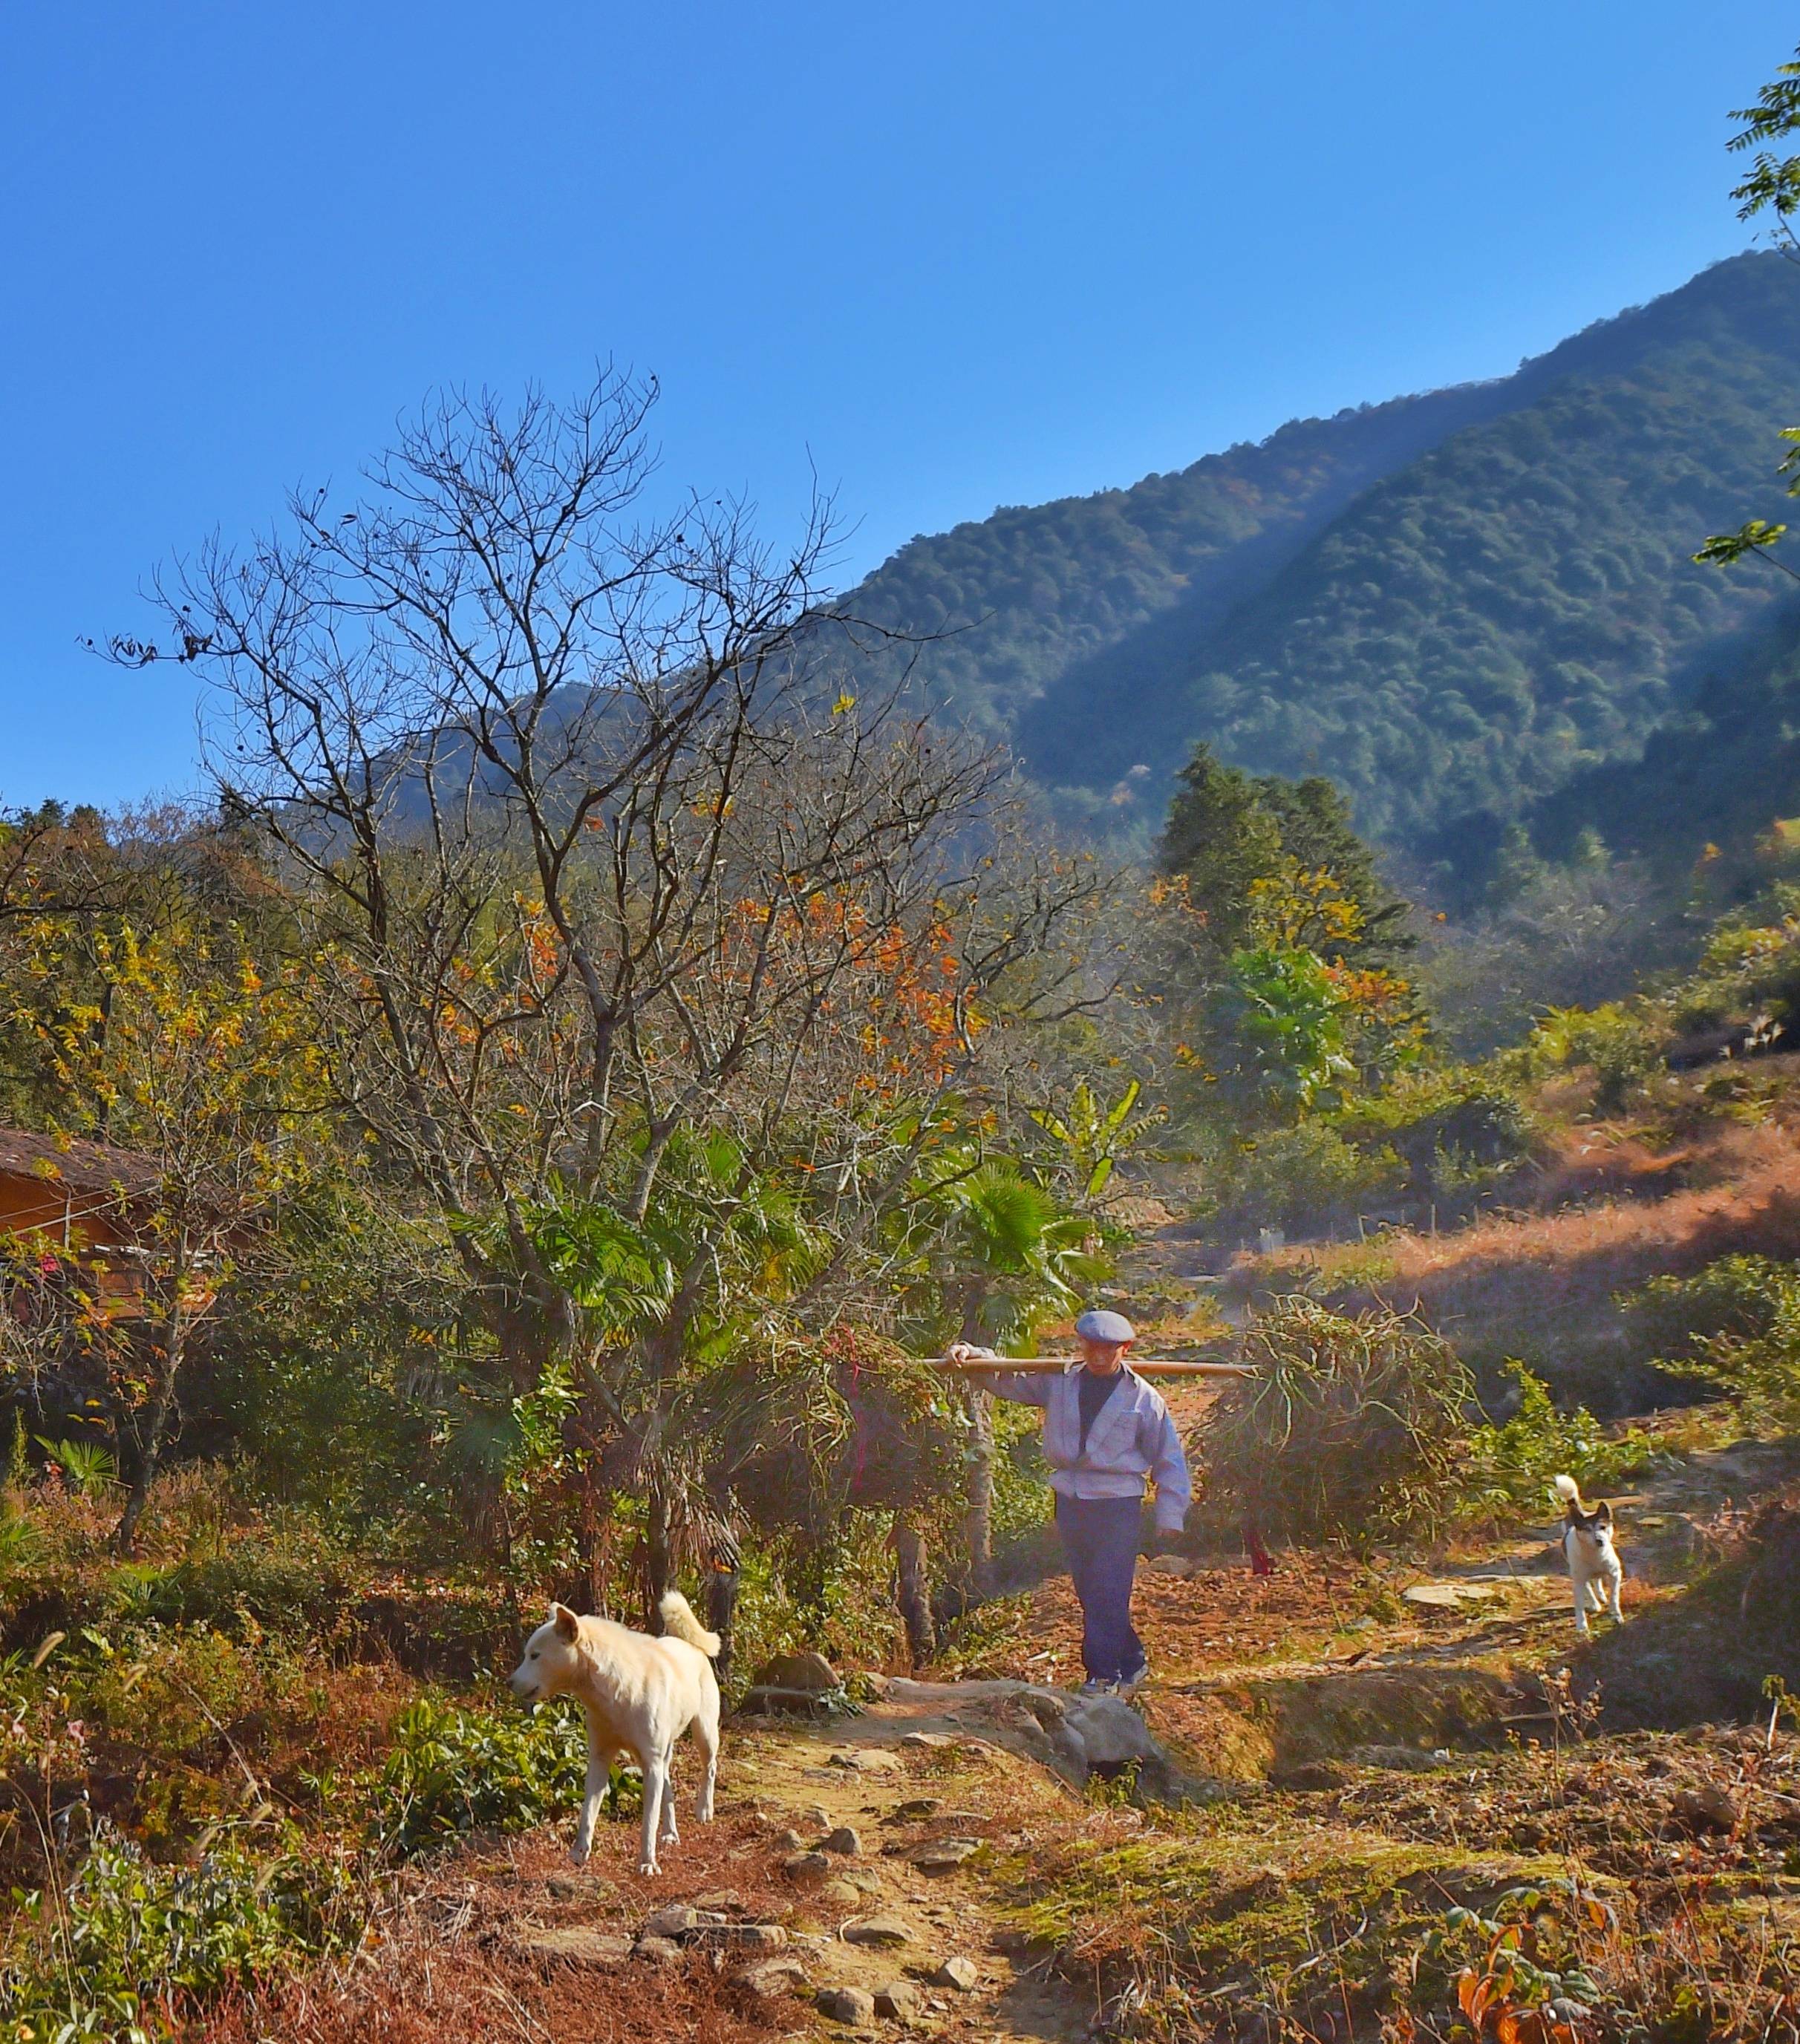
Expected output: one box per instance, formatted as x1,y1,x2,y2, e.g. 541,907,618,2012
842,252,1800,853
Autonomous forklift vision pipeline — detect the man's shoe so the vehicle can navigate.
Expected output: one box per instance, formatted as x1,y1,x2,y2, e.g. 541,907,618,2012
1077,1677,1118,1698
1116,1661,1150,1697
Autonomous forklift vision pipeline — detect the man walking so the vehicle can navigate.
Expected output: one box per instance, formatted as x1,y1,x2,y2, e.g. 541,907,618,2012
948,1309,1191,1697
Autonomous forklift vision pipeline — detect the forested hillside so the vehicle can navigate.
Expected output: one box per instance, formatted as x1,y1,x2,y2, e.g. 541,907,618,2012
1530,587,1800,869
841,252,1800,858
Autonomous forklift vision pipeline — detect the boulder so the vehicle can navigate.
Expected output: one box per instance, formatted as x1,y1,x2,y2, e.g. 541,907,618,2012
875,1980,922,2017
784,1849,832,1877
691,1922,788,1951
1058,1692,1157,1771
824,1825,864,1856
744,1957,809,1999
933,1956,980,1991
818,1879,864,1908
910,1836,980,1872
751,1649,841,1693
633,1935,682,1963
1147,1553,1194,1578
887,1797,944,1822
818,1985,877,2024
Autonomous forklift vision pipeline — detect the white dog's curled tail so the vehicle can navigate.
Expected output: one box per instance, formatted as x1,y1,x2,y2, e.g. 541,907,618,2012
659,1590,722,1657
1553,1473,1582,1509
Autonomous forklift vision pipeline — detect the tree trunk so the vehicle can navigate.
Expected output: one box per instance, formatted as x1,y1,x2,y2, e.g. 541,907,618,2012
116,1308,186,1555
892,1516,934,1667
706,1537,740,1686
965,1385,994,1598
645,1483,674,1629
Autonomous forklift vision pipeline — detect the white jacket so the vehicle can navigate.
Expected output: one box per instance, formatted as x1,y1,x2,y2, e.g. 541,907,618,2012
979,1362,1192,1532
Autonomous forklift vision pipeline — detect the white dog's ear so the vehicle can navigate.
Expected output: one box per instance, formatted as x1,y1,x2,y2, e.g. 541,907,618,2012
551,1603,580,1641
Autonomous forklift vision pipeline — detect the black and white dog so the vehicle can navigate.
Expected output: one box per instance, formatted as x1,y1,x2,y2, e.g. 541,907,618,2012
1554,1474,1623,1634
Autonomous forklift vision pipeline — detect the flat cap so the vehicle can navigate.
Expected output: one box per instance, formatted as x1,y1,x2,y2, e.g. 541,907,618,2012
1075,1308,1135,1344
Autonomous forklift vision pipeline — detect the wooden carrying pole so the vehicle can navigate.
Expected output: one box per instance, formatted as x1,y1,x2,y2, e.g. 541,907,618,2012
924,1355,1253,1379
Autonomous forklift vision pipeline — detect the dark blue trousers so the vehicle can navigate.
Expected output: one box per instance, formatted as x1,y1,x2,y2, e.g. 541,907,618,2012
1054,1492,1146,1683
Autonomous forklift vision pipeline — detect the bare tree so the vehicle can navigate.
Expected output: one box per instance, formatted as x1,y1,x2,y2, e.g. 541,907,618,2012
125,373,1106,1614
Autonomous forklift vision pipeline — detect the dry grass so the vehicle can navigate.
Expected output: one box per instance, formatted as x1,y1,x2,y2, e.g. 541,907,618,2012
1237,1121,1800,1403
187,1823,797,2044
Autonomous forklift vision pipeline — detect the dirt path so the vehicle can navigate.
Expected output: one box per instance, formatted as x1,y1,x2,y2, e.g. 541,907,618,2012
241,1432,1800,2042
376,1685,1121,2041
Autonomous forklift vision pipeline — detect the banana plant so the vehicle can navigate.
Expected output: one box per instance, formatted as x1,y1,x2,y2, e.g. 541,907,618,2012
901,1158,1110,1597
1028,1077,1163,1203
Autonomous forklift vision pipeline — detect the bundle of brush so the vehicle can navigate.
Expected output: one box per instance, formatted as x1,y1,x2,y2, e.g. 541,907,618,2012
1198,1295,1478,1547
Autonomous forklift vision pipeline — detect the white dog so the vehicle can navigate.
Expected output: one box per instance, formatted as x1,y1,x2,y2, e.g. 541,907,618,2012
509,1590,721,1876
1554,1475,1623,1635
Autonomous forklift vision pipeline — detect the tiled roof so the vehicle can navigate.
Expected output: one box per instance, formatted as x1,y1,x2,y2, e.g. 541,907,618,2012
0,1127,162,1201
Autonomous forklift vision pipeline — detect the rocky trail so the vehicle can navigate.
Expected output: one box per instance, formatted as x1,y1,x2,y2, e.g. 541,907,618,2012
370,1676,1156,2042
247,1431,1800,2042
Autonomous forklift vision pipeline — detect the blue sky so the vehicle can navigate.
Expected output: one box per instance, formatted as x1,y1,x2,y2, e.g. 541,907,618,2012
0,2,1789,807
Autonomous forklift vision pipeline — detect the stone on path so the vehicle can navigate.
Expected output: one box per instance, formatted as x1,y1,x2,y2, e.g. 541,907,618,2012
818,1878,864,1908
828,1746,900,1772
824,1824,864,1855
875,1980,922,2017
775,1827,807,1851
642,1903,698,1939
1147,1552,1194,1577
633,1935,681,1963
1403,1580,1499,1610
744,1956,809,1999
784,1849,832,1877
910,1836,980,1872
887,1796,944,1821
842,1913,913,1947
932,1956,980,1991
818,1985,877,2023
1059,1691,1156,1770
517,1927,633,1967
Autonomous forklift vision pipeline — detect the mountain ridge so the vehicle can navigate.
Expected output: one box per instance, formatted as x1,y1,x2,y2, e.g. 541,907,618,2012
838,251,1800,861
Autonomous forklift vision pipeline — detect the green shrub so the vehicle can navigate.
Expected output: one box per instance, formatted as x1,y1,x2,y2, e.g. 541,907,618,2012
1622,1256,1800,1428
1461,1362,1657,1522
1217,1123,1404,1238
365,1694,618,1858
1506,1002,1663,1108
0,1827,351,2043
1198,1296,1478,1547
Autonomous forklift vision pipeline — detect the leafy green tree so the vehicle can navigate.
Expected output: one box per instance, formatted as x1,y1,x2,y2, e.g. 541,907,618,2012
1159,745,1410,965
